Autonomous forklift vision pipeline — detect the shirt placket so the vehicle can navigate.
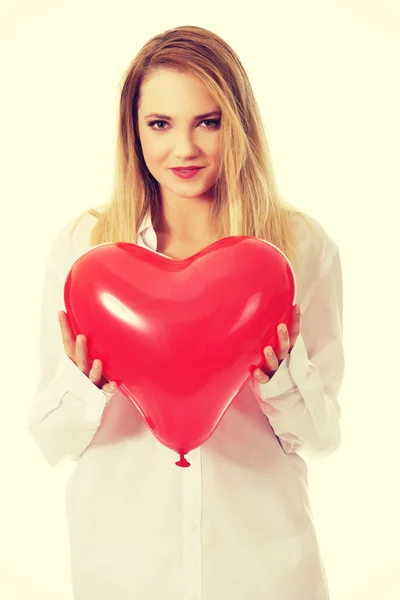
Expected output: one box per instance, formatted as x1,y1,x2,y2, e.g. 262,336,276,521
140,225,204,599
181,447,203,600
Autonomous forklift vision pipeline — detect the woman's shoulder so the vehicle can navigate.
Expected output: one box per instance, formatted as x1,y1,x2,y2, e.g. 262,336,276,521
287,209,341,306
47,204,105,274
290,208,340,276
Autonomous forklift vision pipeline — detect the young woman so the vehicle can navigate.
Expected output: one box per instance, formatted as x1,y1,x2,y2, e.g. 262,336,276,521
28,25,344,600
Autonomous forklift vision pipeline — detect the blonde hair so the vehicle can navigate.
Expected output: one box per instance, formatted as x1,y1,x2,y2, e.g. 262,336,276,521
71,25,313,268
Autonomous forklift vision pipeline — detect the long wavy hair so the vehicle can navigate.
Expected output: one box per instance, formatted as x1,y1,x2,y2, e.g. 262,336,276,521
71,25,313,268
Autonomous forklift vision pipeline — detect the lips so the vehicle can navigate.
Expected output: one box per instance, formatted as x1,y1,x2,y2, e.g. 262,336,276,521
172,165,204,171
170,167,205,180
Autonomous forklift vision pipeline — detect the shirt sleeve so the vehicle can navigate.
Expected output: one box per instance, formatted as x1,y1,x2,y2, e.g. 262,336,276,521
254,249,345,459
27,223,115,466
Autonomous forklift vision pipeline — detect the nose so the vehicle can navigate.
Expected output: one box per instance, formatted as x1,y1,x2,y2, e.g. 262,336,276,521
174,132,200,160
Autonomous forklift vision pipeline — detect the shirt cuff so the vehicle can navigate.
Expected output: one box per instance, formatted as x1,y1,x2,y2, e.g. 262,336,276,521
52,352,112,429
258,333,310,399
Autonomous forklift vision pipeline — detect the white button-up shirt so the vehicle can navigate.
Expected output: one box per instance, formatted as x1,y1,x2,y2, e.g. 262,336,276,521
28,207,344,600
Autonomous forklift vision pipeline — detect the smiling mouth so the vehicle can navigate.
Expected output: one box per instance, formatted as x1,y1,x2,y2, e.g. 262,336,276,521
171,167,204,171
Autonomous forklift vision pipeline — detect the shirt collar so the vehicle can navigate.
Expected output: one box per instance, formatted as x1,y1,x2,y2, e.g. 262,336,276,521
137,208,158,252
138,208,154,234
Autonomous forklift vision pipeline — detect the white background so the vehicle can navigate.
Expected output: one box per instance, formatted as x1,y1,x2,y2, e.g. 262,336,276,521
1,1,399,598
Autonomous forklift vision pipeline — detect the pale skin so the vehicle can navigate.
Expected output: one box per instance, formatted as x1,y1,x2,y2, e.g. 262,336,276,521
254,304,302,383
58,311,117,393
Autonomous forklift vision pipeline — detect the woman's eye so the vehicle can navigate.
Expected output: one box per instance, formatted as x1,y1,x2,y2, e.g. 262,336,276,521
150,121,166,129
149,120,167,130
148,119,220,131
203,119,220,128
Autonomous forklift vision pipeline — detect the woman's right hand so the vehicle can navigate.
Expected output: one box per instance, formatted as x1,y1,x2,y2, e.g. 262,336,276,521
58,310,117,393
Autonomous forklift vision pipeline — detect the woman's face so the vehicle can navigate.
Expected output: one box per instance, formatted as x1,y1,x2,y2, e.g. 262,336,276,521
137,69,222,203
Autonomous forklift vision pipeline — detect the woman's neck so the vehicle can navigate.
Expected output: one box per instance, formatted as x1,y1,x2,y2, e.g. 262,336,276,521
155,194,218,245
155,230,218,260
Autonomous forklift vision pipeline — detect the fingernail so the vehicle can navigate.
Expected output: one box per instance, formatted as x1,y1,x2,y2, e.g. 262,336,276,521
266,347,273,356
93,361,99,369
110,383,116,389
254,369,262,377
280,325,287,333
295,305,300,314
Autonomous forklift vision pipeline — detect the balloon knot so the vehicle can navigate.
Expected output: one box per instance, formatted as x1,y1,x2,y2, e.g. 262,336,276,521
175,453,191,468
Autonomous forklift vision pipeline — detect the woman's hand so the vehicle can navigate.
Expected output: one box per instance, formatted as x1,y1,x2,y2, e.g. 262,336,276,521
253,304,302,384
58,310,117,393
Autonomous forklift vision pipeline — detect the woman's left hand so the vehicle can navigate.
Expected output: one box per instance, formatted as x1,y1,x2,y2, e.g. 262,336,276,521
253,304,302,384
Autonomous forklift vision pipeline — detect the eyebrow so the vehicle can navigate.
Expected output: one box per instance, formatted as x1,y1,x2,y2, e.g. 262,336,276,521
144,111,221,120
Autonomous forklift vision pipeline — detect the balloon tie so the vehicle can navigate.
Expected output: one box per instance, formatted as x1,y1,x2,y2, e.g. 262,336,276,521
175,453,191,468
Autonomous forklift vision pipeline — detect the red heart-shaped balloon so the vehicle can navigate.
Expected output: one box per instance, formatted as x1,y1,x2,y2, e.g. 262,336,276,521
64,236,295,466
